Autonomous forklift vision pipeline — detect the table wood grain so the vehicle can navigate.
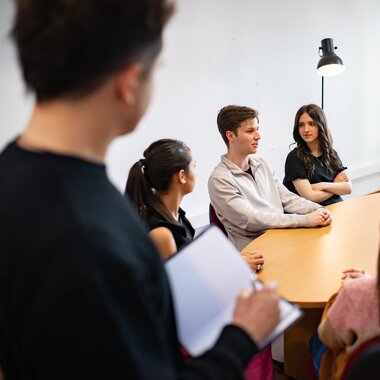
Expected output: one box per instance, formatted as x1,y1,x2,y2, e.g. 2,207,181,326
243,193,380,308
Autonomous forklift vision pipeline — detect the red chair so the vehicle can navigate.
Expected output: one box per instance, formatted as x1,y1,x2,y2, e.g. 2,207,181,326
209,204,227,236
209,203,274,380
341,337,380,380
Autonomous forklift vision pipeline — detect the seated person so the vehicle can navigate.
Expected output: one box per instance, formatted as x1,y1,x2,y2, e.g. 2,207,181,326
208,105,332,251
125,138,272,380
125,138,264,271
283,104,352,206
317,250,380,379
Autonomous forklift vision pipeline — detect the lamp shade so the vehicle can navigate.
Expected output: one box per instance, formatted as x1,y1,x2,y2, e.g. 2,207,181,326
316,38,345,77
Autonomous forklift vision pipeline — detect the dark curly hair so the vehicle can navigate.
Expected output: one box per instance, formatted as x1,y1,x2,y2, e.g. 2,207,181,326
12,0,175,101
292,104,342,175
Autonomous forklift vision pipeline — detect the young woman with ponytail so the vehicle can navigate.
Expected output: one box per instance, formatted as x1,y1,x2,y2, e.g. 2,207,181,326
126,138,273,380
126,138,265,270
125,139,195,259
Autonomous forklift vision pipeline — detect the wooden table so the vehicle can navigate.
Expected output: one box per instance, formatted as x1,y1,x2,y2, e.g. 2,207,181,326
242,193,380,379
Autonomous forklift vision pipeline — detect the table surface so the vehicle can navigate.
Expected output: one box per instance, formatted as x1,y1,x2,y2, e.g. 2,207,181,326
243,193,380,308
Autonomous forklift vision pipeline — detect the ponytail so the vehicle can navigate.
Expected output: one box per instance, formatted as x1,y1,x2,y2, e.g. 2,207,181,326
125,139,191,225
125,160,152,222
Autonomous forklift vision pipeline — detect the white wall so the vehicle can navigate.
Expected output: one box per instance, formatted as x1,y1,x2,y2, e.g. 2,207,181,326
0,1,34,146
1,0,380,227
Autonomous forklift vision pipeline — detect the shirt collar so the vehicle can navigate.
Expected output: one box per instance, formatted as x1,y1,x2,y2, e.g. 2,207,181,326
221,154,261,175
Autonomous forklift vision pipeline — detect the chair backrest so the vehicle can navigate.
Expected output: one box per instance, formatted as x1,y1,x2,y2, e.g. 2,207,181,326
209,204,227,237
341,337,380,380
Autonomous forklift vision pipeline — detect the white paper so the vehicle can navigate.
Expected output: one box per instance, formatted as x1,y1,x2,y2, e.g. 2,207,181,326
165,226,302,356
252,281,303,349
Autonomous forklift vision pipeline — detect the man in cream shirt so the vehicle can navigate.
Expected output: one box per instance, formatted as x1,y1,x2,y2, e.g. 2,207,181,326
208,105,332,251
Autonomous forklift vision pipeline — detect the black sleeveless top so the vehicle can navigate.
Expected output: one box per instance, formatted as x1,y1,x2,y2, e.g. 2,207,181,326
147,208,195,250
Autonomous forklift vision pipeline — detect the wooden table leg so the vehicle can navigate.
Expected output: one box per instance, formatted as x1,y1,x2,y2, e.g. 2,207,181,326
284,308,323,380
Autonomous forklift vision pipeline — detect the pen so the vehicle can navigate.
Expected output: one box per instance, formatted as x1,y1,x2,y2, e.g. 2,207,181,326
251,274,259,292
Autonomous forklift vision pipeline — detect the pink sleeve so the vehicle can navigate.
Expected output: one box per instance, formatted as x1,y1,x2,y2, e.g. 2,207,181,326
326,284,355,331
326,278,377,332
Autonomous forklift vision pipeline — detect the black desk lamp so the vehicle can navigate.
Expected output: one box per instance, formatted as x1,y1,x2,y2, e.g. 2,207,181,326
316,38,345,109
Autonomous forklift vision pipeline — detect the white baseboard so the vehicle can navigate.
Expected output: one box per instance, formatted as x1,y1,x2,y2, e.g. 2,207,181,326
348,162,380,181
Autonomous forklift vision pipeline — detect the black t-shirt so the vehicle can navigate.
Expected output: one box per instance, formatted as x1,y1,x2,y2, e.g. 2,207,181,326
0,141,257,380
245,167,254,178
147,208,195,251
283,148,344,206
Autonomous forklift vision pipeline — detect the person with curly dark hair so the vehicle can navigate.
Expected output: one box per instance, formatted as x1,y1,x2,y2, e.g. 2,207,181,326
284,104,352,206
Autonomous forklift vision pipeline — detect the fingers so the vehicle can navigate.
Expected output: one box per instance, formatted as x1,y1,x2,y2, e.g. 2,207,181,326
315,209,325,225
253,257,265,265
320,208,330,217
319,208,332,226
250,259,264,273
233,284,280,344
244,286,278,311
334,172,348,182
246,252,265,272
253,256,264,272
255,264,263,273
341,273,354,281
244,251,264,259
240,287,253,299
308,208,332,227
323,214,332,226
247,287,280,343
341,268,366,283
342,267,364,275
340,172,348,181
341,173,348,182
342,273,361,284
317,210,325,225
341,268,364,279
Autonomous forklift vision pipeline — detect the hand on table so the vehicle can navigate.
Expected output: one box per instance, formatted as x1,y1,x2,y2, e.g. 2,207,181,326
341,267,370,284
241,251,265,273
308,208,332,227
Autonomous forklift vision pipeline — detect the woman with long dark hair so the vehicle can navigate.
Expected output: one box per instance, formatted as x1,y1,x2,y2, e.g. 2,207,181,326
283,104,352,206
125,138,264,271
